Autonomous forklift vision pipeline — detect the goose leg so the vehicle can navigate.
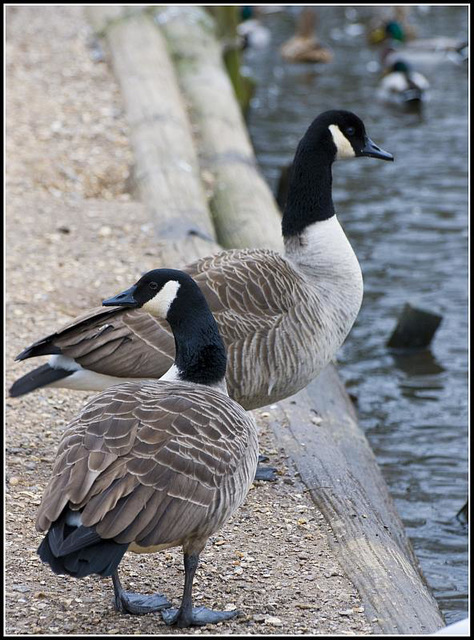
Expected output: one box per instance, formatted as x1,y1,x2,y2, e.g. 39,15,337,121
254,454,278,482
161,553,240,627
112,570,171,615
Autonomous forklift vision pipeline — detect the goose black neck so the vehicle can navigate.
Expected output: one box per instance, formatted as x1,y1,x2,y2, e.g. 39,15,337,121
282,128,336,238
166,286,227,386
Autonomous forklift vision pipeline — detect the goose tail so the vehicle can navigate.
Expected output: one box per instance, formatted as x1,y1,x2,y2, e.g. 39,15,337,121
37,511,129,578
9,364,73,397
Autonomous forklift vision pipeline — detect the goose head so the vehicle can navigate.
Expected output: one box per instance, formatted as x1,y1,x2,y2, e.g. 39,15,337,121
103,269,227,387
103,269,191,319
303,110,394,163
283,110,393,235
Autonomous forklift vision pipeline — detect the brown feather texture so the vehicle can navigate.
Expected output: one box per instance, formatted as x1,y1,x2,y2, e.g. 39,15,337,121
11,111,391,407
36,380,259,553
12,245,362,409
36,305,175,378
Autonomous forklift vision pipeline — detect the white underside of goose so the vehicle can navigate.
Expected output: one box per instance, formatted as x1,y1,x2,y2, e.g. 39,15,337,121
292,216,363,281
286,216,363,329
48,355,230,396
48,354,146,391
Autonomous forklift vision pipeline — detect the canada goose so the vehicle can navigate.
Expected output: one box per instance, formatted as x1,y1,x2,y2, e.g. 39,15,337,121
377,59,430,109
10,110,393,412
280,8,333,64
36,268,259,627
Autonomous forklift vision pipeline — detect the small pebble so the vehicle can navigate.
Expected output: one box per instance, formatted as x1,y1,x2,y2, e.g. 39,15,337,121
253,614,266,623
265,616,283,626
98,225,112,237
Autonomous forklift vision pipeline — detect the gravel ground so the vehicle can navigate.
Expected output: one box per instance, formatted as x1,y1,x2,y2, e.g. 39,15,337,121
5,6,375,635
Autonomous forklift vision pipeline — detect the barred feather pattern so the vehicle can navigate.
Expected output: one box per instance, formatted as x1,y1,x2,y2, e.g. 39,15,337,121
18,218,363,409
186,232,362,409
36,380,259,552
42,306,175,378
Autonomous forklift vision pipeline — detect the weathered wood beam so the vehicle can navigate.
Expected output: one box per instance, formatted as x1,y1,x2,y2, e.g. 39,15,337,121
153,5,283,252
269,363,445,634
86,5,221,266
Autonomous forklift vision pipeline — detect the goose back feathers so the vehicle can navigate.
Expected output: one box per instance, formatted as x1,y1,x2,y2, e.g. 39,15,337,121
36,380,258,553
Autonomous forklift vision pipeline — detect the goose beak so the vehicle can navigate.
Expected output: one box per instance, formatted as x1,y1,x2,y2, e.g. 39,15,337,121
103,285,139,307
359,136,394,161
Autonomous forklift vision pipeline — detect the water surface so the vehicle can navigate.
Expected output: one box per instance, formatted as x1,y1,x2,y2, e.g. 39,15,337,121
244,5,468,623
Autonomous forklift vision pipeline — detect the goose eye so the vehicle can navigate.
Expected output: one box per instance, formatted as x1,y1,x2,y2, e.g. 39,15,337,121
346,126,356,137
149,282,159,291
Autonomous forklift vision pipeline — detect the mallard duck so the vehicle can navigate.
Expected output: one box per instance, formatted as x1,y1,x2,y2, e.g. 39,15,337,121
377,59,430,108
237,7,271,50
280,8,333,63
10,110,393,412
373,18,467,67
367,7,417,45
36,268,259,628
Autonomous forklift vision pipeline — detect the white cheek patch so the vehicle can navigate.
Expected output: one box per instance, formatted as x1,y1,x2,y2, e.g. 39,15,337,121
143,280,181,318
329,124,356,160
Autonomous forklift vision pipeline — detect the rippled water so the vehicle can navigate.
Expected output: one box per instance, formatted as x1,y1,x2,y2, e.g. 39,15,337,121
243,5,468,624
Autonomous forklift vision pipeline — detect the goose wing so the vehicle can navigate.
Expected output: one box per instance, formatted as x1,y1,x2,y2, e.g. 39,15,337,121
17,306,175,379
36,381,258,547
17,249,305,390
185,249,310,406
185,248,303,340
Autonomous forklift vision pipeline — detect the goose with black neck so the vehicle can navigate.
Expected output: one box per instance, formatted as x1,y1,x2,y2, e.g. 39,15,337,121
36,269,259,628
10,110,393,422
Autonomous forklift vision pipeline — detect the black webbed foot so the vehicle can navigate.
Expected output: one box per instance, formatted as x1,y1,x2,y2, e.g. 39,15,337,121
112,570,171,615
114,590,171,615
254,464,278,482
161,605,240,627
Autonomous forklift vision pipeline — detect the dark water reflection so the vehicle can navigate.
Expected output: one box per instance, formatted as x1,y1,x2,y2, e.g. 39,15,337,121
244,5,468,623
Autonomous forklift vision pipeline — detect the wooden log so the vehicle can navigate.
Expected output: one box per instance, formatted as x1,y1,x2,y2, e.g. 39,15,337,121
268,364,445,634
153,5,283,252
86,5,221,267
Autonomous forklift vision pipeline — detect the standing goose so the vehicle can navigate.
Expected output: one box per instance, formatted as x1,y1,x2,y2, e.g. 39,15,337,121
10,110,393,410
36,268,259,628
